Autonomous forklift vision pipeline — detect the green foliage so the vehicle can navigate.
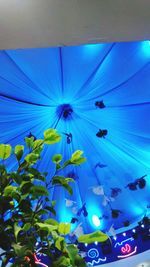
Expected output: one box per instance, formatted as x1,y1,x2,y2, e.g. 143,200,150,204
52,154,62,164
0,144,12,160
0,128,107,267
70,150,86,165
52,176,74,195
44,128,61,144
25,136,34,149
78,231,108,243
14,145,24,161
58,223,71,235
25,153,40,165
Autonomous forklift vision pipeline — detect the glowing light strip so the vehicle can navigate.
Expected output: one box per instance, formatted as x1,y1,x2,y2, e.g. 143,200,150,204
87,257,107,266
114,238,134,248
88,248,99,258
117,246,137,258
34,254,48,267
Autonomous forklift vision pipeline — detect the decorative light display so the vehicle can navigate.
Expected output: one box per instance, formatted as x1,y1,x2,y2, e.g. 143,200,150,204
115,236,138,259
25,254,48,267
87,248,107,266
34,254,49,267
117,246,137,259
121,244,131,254
88,248,99,258
114,237,134,248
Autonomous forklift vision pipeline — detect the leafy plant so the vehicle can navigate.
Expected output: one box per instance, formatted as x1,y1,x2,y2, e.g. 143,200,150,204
0,129,108,267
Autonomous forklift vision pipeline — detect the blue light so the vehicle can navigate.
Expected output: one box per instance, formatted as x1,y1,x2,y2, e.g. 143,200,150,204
88,248,99,258
92,215,101,227
141,40,150,57
84,43,104,53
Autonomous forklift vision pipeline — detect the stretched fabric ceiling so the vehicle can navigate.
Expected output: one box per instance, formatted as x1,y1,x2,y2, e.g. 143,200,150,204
0,40,150,234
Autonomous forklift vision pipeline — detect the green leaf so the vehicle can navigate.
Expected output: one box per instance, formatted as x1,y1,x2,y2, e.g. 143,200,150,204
44,128,61,144
44,218,59,226
52,154,62,164
25,153,39,165
55,236,64,251
25,136,34,148
52,176,74,185
22,223,31,232
32,139,43,154
4,185,17,197
20,182,33,194
63,159,71,167
62,183,73,195
11,172,22,184
56,163,62,170
78,230,108,244
58,223,71,235
51,200,56,207
14,145,24,161
28,167,46,181
12,243,30,257
36,209,48,216
11,191,21,202
30,185,49,197
18,161,29,172
52,176,74,195
66,244,78,265
45,206,56,216
14,223,22,241
74,255,86,267
53,256,70,267
36,222,58,233
70,150,86,165
0,144,12,160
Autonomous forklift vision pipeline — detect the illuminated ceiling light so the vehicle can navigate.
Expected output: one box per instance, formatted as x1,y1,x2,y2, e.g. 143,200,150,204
141,224,145,228
85,243,88,247
113,236,117,240
95,241,98,245
141,41,150,57
123,232,126,236
132,229,136,233
92,215,101,227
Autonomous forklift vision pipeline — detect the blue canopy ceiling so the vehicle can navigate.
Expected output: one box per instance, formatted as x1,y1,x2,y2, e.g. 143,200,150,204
0,40,150,235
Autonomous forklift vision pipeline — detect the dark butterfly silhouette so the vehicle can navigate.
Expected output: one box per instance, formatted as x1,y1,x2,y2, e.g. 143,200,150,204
96,129,108,138
111,187,122,198
95,100,106,109
77,203,88,217
63,132,72,144
95,162,107,169
71,217,79,224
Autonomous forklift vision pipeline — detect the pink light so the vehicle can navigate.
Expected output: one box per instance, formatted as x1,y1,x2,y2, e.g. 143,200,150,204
121,244,131,254
118,246,137,258
34,254,49,267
